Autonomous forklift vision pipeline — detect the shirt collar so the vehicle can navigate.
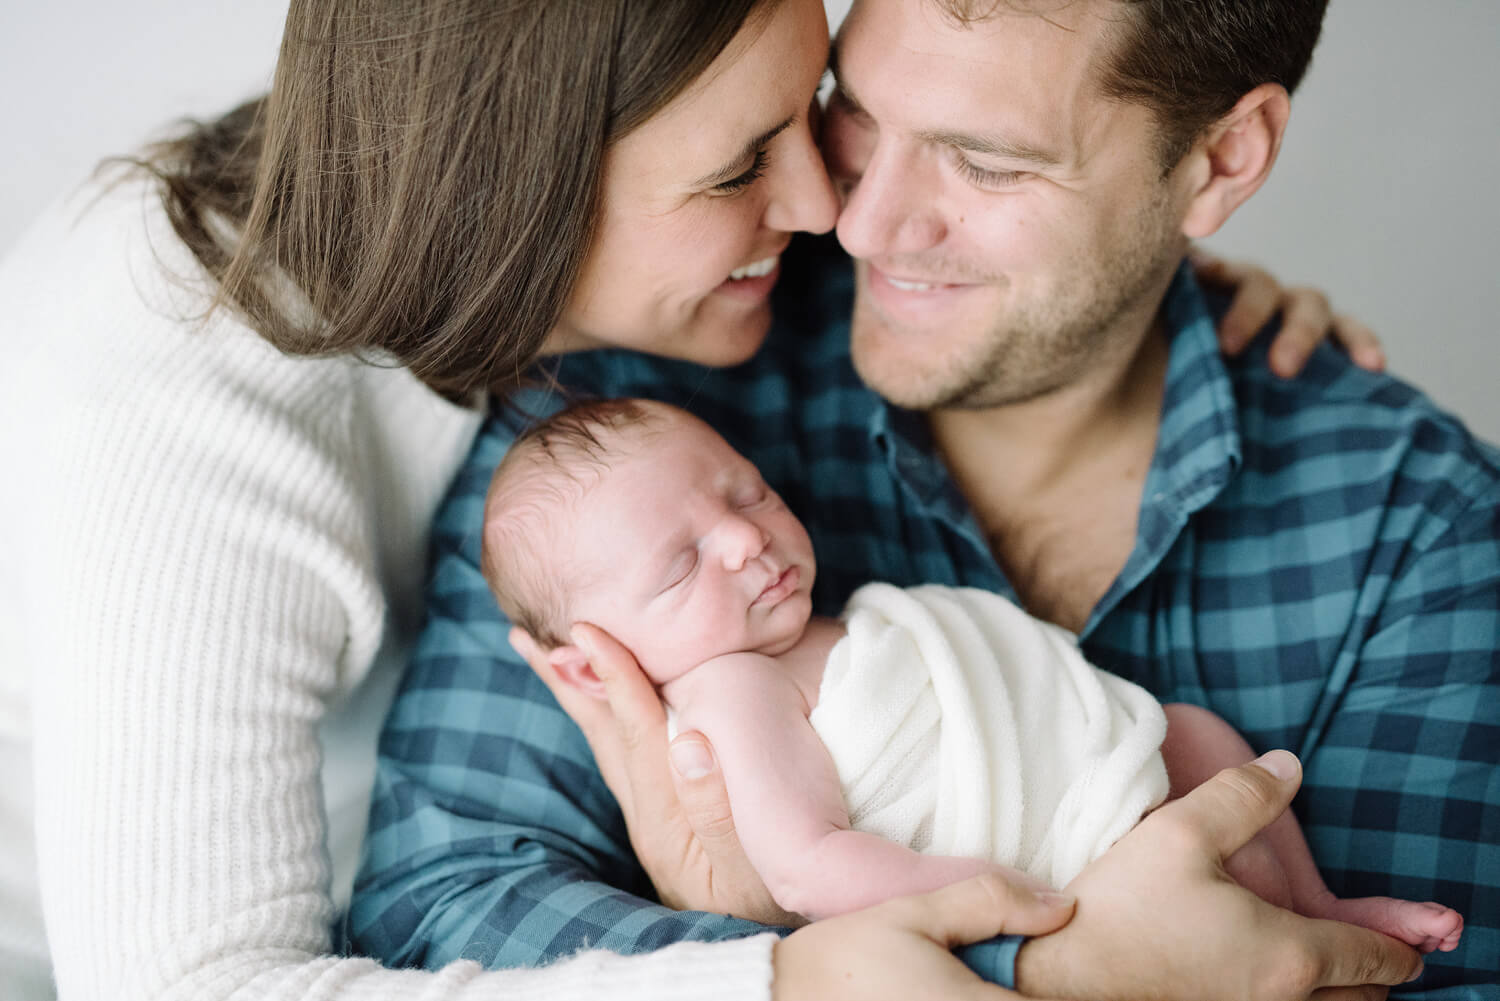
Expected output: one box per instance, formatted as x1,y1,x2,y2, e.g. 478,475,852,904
1092,261,1244,631
867,260,1243,635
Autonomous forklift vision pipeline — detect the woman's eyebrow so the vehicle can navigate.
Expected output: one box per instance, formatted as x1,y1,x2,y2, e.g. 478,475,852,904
692,115,795,187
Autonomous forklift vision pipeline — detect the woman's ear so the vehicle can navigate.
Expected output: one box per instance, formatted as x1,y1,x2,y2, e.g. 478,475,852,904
548,643,608,700
1180,82,1292,240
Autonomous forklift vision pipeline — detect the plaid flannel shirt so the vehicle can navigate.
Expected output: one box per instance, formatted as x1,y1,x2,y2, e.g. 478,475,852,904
351,235,1499,999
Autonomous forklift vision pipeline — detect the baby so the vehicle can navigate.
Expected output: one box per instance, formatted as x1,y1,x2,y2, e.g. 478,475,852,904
482,398,1462,952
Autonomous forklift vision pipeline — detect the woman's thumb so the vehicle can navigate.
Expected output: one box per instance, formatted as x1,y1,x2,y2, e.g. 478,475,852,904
899,873,1076,948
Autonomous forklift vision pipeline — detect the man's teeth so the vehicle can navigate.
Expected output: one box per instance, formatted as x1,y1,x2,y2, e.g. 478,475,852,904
728,256,777,281
888,277,939,292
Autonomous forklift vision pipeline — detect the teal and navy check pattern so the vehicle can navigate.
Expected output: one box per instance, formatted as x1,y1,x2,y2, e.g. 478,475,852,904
351,236,1499,998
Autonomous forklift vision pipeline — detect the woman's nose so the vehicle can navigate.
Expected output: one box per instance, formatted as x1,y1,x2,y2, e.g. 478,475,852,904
763,117,839,236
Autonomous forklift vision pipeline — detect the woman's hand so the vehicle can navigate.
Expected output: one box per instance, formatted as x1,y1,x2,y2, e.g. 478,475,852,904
1193,250,1385,377
1015,751,1423,1001
772,874,1075,1001
513,621,799,925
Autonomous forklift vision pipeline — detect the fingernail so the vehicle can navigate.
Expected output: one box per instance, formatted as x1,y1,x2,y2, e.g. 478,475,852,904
1037,891,1075,908
570,625,598,662
670,738,714,779
1252,749,1297,780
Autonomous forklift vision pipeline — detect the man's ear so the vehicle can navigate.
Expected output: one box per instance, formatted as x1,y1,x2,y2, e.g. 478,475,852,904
548,643,607,700
1180,82,1291,240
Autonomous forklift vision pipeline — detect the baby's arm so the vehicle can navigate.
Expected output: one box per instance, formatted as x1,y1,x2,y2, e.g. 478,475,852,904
678,653,1014,922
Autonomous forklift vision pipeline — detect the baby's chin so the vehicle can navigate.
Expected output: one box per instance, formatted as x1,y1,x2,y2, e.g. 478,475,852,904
750,595,815,657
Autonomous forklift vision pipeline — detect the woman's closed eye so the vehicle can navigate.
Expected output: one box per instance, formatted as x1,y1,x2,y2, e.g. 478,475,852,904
712,148,770,195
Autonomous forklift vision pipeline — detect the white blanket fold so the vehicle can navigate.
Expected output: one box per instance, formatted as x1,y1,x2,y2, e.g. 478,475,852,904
809,583,1169,888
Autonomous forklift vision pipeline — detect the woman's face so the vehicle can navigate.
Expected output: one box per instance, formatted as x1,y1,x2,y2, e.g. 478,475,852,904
546,0,838,367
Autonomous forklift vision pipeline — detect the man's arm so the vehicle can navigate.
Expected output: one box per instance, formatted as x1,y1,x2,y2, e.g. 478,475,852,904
347,432,776,967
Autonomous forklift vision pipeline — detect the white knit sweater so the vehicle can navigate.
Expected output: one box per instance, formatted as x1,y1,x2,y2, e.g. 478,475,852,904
0,177,775,1001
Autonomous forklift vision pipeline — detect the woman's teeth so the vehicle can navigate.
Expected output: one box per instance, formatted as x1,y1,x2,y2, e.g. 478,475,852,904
729,256,778,281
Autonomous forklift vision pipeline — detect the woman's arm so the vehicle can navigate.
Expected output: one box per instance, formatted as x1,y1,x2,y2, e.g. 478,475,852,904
3,181,773,1001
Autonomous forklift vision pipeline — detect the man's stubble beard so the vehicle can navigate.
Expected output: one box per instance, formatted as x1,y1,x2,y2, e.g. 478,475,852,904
850,182,1184,412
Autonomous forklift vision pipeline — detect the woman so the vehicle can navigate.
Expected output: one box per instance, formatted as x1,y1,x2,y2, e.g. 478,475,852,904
0,1,1377,999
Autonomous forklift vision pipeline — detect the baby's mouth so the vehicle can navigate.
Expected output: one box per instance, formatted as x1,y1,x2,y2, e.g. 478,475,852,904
753,565,799,606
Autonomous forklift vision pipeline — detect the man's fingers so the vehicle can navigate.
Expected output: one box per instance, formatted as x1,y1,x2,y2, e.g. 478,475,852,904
1301,917,1424,993
890,873,1076,948
1310,988,1391,1001
512,625,607,727
571,622,666,750
669,733,738,842
571,622,692,836
669,730,800,925
1161,750,1302,860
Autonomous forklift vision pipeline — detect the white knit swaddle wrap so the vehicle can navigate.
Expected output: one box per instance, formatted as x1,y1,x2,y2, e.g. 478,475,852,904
808,583,1169,888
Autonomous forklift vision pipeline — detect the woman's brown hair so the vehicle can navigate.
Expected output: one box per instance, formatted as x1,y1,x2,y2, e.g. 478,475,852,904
135,0,775,401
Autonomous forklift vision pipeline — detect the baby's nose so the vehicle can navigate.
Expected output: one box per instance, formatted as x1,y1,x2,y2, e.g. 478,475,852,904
718,515,769,571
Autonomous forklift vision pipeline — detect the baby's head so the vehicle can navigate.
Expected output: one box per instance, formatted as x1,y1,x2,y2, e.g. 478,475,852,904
482,398,816,692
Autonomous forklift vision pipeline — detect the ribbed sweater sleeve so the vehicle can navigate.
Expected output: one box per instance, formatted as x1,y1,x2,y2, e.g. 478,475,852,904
0,179,777,1001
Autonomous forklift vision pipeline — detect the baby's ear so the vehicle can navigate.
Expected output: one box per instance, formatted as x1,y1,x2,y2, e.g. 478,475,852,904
547,644,607,700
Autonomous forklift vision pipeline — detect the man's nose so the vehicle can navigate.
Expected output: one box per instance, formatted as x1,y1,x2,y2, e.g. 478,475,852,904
715,514,769,571
835,140,946,260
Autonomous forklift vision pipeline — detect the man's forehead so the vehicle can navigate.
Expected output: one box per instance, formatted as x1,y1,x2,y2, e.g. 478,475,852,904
834,0,1124,160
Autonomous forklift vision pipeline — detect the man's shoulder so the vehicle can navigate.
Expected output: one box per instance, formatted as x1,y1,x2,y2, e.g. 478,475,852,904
1224,334,1500,525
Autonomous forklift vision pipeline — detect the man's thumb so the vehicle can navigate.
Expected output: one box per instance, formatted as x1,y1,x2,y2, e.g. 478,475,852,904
669,733,740,845
1175,749,1302,860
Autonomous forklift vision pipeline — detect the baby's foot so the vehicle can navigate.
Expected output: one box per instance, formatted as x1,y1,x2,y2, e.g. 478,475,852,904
1312,895,1464,954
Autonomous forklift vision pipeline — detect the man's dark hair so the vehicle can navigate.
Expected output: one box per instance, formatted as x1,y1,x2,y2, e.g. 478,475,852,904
936,0,1329,166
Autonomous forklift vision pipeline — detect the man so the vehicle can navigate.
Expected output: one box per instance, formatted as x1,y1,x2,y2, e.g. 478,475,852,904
352,1,1498,997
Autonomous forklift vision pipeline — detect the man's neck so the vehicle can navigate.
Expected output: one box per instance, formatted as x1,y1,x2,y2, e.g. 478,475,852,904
929,314,1171,632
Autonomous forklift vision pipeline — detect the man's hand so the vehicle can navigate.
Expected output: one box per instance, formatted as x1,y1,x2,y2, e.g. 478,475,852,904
513,622,799,925
1016,751,1424,1001
1193,250,1385,377
774,873,1075,1001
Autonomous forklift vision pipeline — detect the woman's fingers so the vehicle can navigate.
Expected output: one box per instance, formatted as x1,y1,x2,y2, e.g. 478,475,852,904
1192,248,1386,376
1330,312,1386,372
892,873,1076,946
1197,253,1282,356
1266,286,1333,376
772,874,1076,1001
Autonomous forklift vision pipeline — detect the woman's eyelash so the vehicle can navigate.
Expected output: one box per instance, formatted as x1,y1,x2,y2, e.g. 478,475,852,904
955,157,1024,189
714,148,770,194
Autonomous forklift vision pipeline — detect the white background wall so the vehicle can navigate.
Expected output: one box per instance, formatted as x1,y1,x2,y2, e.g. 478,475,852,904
4,1,1496,441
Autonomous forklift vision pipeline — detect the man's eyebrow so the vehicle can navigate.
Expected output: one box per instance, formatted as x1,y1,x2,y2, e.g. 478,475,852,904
828,38,1059,169
915,127,1061,167
693,116,795,187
